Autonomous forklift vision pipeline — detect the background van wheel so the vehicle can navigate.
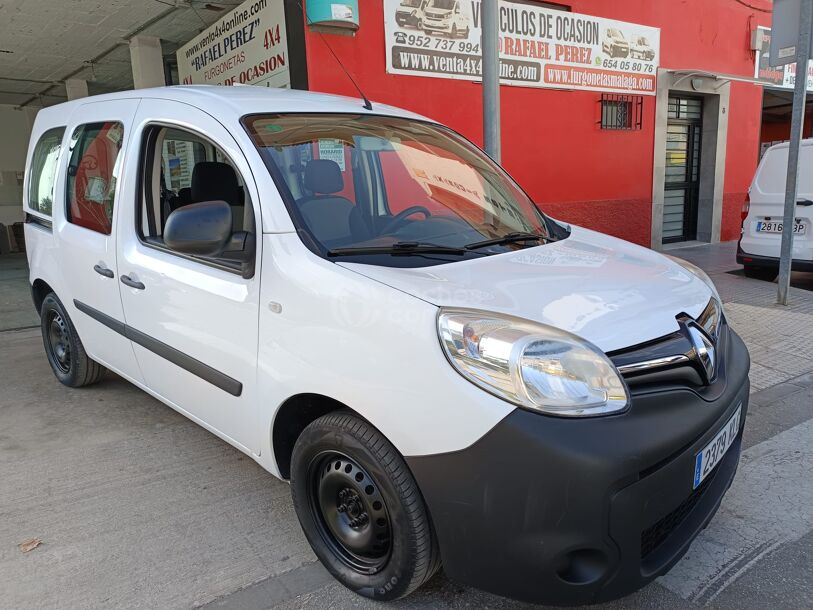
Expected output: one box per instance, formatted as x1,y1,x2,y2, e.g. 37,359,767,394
743,265,777,282
291,412,440,601
40,293,106,387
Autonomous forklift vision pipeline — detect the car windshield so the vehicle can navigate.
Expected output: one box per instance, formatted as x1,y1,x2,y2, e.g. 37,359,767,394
243,113,560,267
401,0,423,6
637,37,648,45
430,0,457,10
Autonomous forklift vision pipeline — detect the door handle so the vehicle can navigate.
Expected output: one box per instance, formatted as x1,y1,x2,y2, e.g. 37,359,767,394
120,274,145,290
797,199,813,207
93,264,114,279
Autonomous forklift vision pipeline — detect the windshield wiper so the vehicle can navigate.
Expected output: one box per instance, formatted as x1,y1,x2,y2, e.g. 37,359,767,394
327,241,470,257
464,232,547,250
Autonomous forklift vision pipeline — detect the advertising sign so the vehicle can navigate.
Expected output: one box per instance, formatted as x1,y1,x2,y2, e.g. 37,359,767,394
306,0,360,28
754,26,813,91
177,0,290,88
384,0,660,95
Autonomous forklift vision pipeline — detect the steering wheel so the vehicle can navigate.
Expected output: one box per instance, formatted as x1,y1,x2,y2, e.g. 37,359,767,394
381,206,432,235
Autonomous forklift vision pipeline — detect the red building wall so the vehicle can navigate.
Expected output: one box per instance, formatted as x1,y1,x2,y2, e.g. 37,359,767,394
760,110,813,144
302,0,771,246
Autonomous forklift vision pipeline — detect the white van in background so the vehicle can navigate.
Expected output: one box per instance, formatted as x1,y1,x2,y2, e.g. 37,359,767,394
738,139,813,280
395,0,429,29
422,0,470,38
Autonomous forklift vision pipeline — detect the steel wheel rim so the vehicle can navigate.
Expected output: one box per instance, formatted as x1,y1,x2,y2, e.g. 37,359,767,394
47,311,71,373
308,451,392,574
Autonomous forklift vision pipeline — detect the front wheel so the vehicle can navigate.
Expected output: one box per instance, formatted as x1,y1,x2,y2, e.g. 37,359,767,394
40,293,106,387
743,265,777,281
290,412,440,601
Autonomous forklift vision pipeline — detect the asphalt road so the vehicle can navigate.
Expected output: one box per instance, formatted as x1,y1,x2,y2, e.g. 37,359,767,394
2,245,813,609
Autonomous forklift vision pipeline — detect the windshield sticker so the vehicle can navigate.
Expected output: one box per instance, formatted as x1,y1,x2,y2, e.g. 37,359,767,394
318,139,347,171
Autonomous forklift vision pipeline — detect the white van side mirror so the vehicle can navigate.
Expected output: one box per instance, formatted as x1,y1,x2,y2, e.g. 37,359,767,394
164,200,233,256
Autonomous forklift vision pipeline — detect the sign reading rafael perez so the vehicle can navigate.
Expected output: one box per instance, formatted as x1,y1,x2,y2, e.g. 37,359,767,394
385,0,660,96
177,0,290,88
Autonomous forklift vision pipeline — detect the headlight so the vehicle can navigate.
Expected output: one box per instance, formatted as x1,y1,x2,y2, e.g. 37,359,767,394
696,297,722,341
437,309,629,417
665,255,725,338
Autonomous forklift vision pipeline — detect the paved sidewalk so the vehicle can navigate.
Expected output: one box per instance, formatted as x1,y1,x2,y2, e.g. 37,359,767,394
666,241,813,391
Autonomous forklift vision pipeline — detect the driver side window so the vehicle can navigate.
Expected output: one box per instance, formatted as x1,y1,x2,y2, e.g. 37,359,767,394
139,125,255,272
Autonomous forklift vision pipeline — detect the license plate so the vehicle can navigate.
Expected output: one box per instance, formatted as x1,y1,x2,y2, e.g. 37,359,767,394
693,405,741,489
757,221,806,234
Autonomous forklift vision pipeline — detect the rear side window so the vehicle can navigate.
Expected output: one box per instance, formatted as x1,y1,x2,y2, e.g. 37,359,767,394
66,122,125,235
755,145,813,195
27,127,65,216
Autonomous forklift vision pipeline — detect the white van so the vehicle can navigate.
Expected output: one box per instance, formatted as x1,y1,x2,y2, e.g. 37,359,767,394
738,139,813,279
395,0,429,29
422,0,470,38
602,28,630,58
24,86,749,605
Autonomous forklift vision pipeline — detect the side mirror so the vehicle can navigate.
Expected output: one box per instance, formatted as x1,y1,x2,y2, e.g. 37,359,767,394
164,200,232,256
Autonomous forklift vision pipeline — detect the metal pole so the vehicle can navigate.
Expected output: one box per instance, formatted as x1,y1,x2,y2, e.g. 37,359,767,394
482,0,501,162
778,0,813,305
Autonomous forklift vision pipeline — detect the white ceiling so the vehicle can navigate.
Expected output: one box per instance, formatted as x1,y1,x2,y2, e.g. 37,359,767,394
0,0,239,107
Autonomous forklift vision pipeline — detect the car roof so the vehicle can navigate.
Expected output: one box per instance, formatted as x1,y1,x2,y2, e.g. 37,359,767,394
33,85,435,126
764,138,813,153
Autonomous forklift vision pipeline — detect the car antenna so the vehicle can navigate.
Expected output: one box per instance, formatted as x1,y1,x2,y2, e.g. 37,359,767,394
297,0,373,111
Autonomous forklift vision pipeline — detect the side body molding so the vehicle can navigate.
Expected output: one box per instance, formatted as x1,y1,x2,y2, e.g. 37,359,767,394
73,300,243,397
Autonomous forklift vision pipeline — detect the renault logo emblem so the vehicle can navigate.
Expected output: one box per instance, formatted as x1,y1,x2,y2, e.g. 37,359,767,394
684,321,717,384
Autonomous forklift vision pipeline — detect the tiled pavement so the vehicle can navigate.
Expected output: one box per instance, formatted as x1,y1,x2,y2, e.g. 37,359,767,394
667,241,813,391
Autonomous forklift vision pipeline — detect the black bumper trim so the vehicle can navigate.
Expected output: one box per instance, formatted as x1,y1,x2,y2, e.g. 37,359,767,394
737,244,813,272
73,299,243,397
407,330,750,606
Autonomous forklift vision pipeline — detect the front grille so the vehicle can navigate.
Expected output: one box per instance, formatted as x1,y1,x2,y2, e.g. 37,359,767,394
640,472,715,558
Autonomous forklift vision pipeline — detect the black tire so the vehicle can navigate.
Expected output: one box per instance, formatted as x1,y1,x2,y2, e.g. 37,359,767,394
40,293,106,387
290,412,440,601
743,265,777,282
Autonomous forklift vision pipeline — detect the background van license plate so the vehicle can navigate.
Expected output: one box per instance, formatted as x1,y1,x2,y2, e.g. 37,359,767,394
693,405,741,489
757,221,805,234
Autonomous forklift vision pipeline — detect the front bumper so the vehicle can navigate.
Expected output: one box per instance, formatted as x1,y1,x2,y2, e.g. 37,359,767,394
423,21,452,33
407,329,750,605
396,11,420,25
737,243,813,272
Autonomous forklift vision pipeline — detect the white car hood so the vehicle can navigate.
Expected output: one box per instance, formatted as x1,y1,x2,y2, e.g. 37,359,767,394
339,226,713,353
